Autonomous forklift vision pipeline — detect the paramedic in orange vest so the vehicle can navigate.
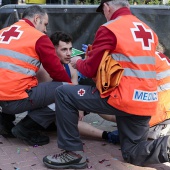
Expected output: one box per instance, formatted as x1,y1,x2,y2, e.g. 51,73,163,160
0,5,71,146
149,51,170,128
43,0,170,169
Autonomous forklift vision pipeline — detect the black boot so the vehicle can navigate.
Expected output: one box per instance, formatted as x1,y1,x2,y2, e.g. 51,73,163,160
45,122,57,132
11,115,49,146
0,113,15,138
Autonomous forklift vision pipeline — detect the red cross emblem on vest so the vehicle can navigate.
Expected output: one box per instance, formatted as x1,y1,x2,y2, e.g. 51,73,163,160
78,88,85,96
156,52,170,66
0,25,23,44
131,22,154,50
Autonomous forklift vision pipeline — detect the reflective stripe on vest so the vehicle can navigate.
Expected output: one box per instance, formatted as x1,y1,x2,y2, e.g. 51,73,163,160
158,83,170,92
0,62,36,76
111,54,156,79
0,48,40,76
111,53,155,64
123,68,156,79
156,69,170,80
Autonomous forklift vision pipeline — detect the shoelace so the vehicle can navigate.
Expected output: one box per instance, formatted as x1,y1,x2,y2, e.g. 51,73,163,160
52,151,80,163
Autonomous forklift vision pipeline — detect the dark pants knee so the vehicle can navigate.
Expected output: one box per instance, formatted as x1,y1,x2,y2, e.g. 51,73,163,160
116,115,169,165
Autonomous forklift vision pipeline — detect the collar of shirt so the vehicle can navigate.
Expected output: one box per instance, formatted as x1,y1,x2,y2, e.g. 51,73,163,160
110,7,132,20
22,18,35,28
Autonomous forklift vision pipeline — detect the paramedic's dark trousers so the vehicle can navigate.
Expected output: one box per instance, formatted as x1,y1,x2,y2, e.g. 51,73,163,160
55,84,170,166
0,82,62,126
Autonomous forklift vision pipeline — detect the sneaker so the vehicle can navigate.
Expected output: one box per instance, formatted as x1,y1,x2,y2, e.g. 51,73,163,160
11,116,49,146
108,130,120,144
0,113,15,138
43,151,87,169
148,124,170,140
160,124,170,137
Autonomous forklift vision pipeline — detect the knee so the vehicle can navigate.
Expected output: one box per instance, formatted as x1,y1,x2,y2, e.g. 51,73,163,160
55,84,70,98
121,149,131,163
121,150,140,165
55,85,63,93
55,85,64,98
121,144,141,165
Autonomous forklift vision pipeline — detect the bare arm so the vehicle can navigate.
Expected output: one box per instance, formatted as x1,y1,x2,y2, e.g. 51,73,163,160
69,63,78,85
36,65,53,83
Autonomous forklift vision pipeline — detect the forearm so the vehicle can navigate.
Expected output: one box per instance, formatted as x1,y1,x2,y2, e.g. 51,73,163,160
76,27,116,78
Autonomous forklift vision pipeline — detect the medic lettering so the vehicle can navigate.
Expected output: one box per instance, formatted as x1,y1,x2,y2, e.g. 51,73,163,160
133,89,158,102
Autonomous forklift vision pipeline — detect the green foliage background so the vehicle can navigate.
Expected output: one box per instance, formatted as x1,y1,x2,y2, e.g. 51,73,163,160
129,0,162,4
81,0,170,5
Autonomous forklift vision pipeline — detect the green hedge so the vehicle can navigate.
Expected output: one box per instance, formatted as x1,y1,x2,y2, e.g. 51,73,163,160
81,0,170,5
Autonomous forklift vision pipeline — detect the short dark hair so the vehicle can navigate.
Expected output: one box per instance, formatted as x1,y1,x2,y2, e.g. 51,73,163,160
50,31,73,46
22,5,47,19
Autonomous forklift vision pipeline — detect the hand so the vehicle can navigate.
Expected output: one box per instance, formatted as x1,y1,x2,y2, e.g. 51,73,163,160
70,56,81,69
82,44,88,52
78,111,84,121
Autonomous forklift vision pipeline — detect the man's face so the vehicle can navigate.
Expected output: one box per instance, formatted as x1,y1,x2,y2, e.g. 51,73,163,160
55,41,72,64
34,13,48,33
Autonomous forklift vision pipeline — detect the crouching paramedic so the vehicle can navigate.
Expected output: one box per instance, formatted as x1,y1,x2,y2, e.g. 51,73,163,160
42,0,170,169
0,5,71,146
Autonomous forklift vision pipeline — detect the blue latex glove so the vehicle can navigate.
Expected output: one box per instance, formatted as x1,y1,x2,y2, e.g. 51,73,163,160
82,44,88,52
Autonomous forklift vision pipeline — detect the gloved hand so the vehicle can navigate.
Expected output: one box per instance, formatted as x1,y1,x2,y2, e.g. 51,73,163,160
82,44,88,52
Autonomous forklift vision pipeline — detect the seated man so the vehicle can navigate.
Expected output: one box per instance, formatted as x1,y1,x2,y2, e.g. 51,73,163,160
12,31,118,145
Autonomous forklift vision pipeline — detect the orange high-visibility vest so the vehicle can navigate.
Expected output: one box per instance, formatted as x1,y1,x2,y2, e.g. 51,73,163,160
103,15,158,116
149,52,170,126
0,20,45,100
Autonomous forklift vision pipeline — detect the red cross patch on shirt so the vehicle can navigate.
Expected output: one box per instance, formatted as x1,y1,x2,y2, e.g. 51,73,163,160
78,88,85,96
0,25,23,44
130,22,154,50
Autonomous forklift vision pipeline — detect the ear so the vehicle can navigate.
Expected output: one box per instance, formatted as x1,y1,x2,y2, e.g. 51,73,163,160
34,14,40,24
103,3,110,13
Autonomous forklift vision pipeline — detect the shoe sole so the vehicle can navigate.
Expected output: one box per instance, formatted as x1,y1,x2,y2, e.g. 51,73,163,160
12,126,49,146
43,161,87,169
0,121,15,138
